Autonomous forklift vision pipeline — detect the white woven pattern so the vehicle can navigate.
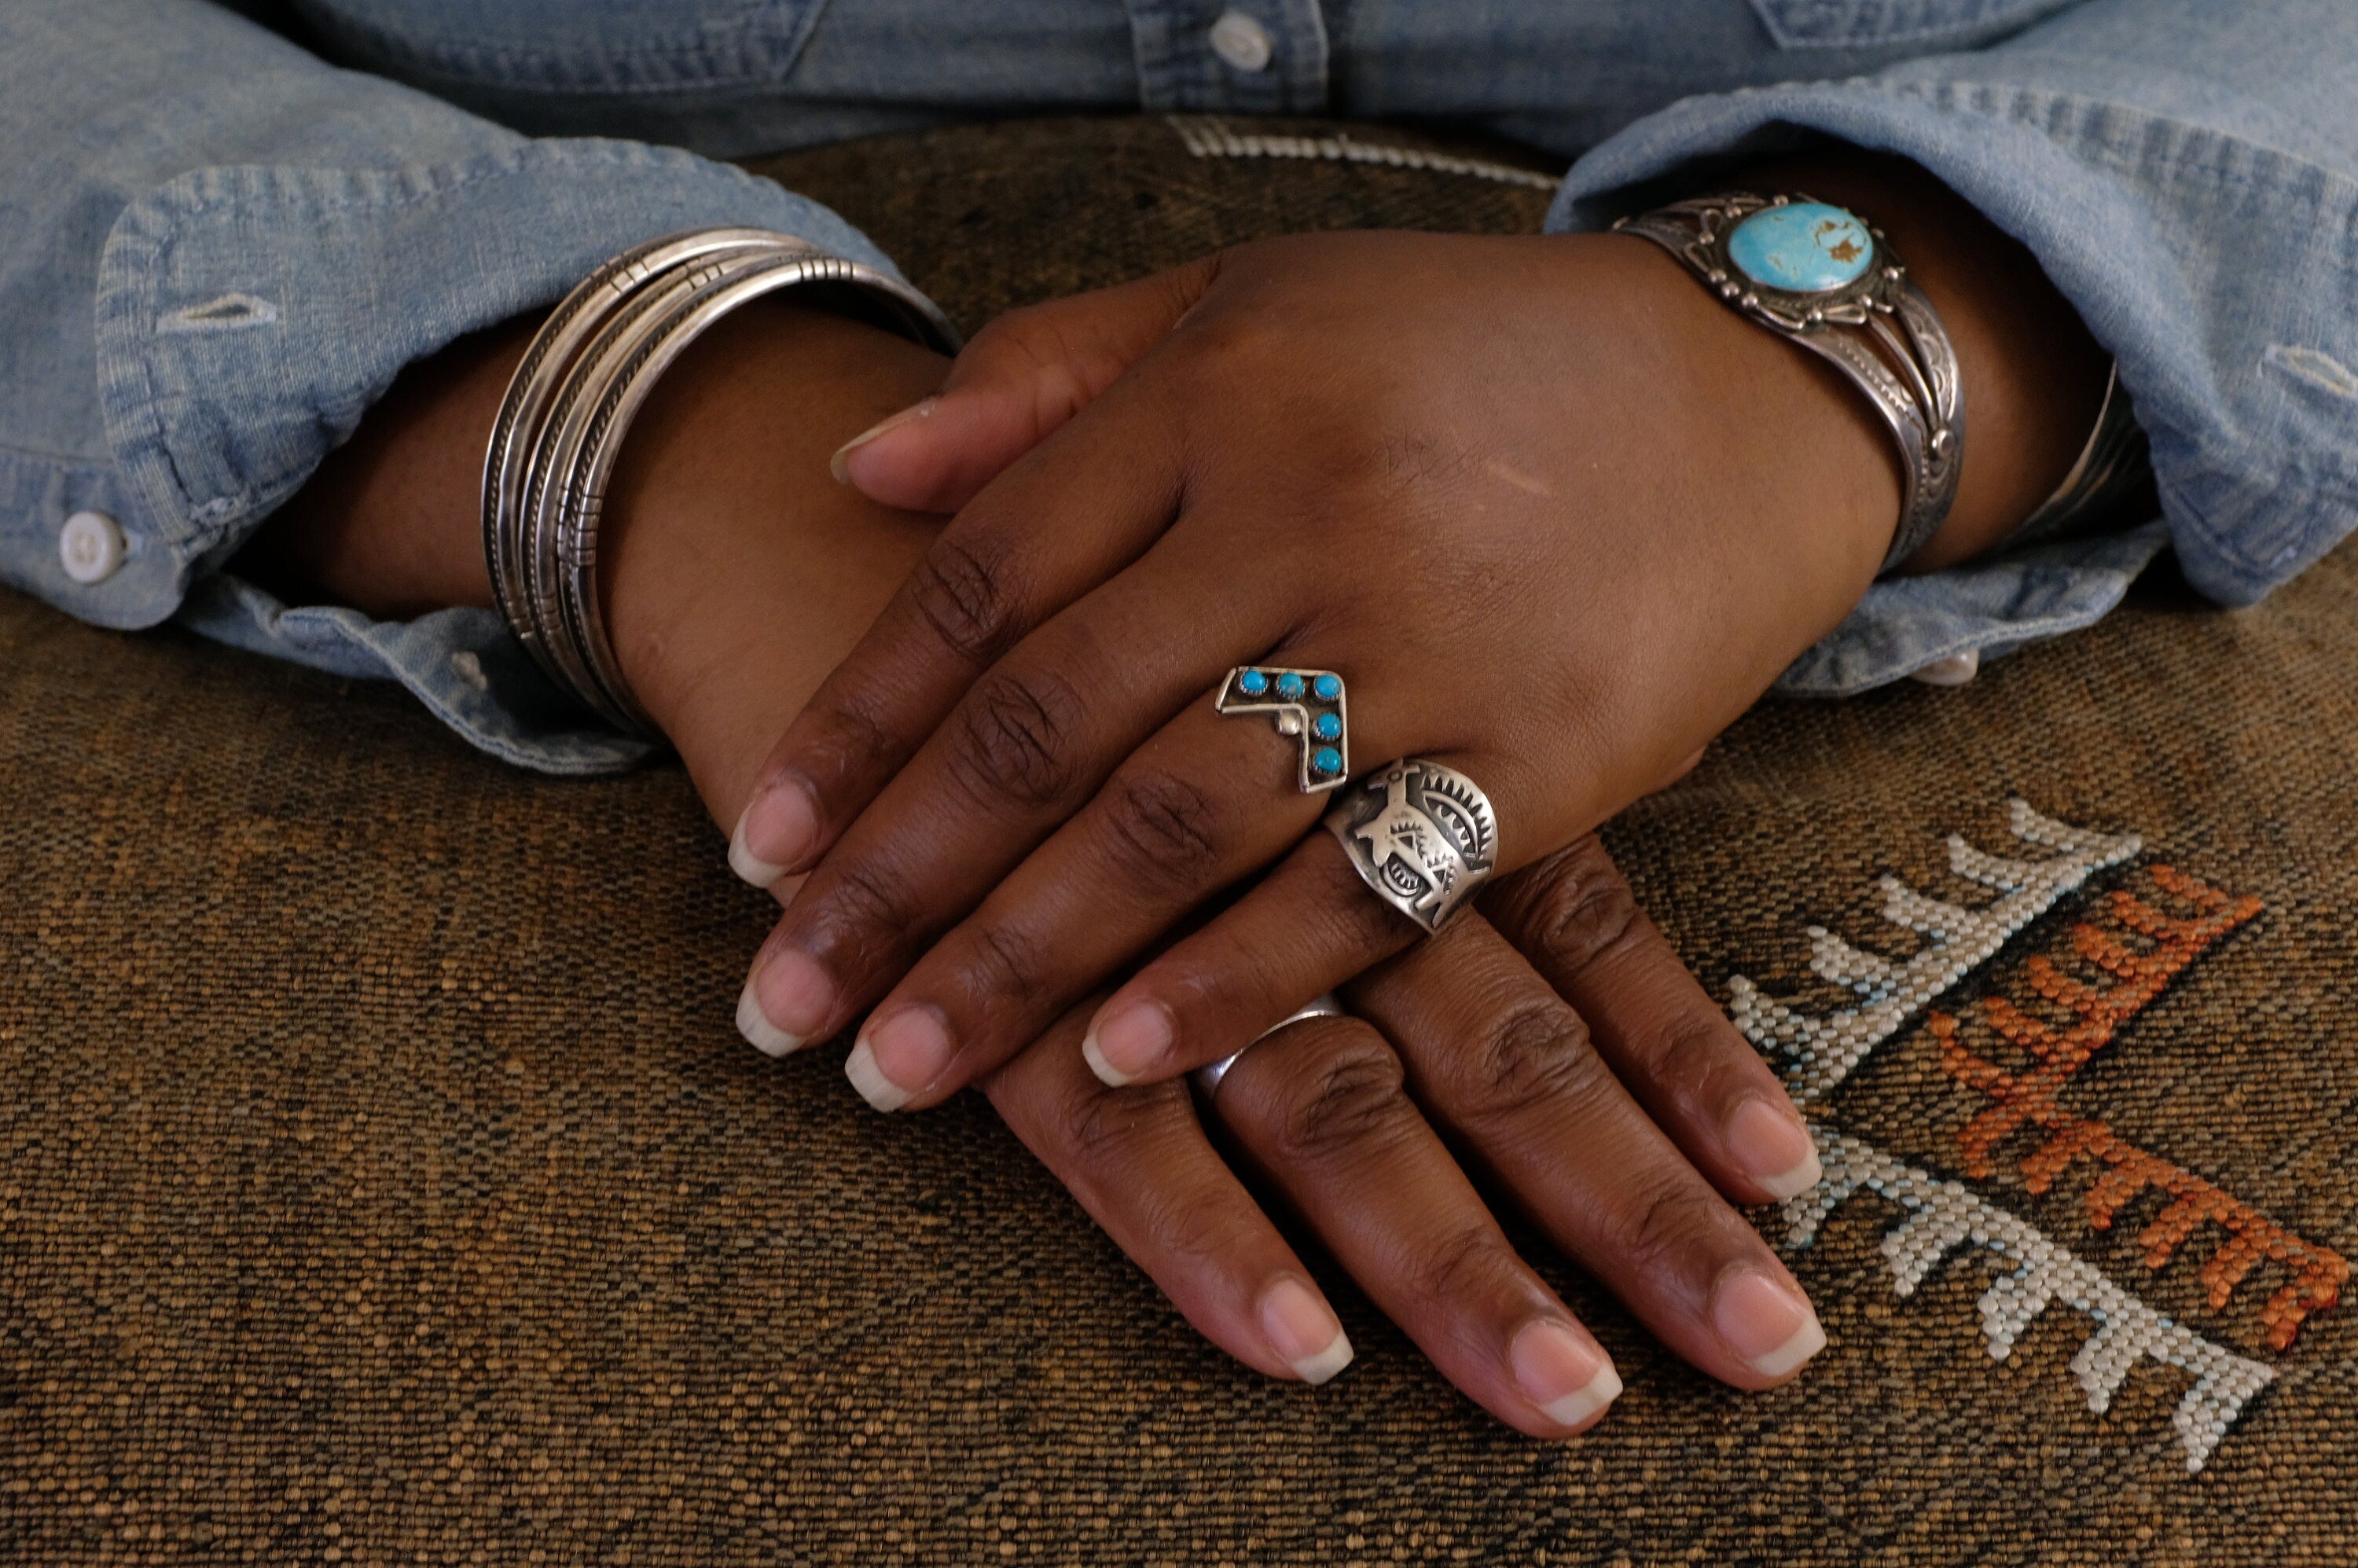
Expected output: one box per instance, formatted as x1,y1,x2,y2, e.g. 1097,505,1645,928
1731,799,2142,1101
1787,1133,2275,1473
1166,115,1565,190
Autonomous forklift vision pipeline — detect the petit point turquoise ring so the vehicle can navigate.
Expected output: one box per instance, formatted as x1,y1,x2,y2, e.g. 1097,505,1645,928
1214,666,1349,792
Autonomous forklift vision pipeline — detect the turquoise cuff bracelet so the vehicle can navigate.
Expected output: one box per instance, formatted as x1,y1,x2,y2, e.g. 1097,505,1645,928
1615,193,1964,573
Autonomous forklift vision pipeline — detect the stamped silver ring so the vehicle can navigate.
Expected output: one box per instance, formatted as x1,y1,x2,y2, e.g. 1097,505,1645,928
1214,666,1350,793
1192,993,1348,1096
1323,758,1499,936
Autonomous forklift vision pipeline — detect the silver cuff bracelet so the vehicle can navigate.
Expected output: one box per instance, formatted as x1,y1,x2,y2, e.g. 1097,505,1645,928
482,228,961,737
1615,193,1965,573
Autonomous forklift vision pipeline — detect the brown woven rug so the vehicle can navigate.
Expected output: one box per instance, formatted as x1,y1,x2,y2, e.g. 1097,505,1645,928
3,116,2352,1565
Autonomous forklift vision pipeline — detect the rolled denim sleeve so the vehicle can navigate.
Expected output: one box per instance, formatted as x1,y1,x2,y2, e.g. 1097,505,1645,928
1544,0,2358,694
2,0,907,773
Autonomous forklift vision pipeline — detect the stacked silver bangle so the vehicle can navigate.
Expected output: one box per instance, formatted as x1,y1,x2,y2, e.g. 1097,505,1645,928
481,228,961,736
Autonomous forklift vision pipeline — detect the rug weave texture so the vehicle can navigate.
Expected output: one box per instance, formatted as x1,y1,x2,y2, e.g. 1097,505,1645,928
2,116,2352,1566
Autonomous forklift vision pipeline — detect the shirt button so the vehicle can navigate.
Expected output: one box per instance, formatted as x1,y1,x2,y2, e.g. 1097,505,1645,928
1209,10,1273,72
1909,648,1980,686
59,509,127,585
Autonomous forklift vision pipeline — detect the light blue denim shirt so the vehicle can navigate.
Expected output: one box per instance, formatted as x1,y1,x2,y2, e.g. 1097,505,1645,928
5,0,2353,773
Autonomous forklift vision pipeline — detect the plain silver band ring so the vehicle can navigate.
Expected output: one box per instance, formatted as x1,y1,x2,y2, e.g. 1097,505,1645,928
1192,993,1347,1097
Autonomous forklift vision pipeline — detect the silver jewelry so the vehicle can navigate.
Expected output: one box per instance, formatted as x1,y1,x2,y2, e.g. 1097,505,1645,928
1323,758,1498,936
2015,361,2150,544
483,229,960,736
1213,665,1350,792
1614,193,1964,572
1192,993,1348,1096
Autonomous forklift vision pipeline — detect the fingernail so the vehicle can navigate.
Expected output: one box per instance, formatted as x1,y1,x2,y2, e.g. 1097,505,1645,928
1727,1096,1823,1202
1258,1277,1353,1386
729,781,820,887
1508,1318,1621,1430
828,397,937,485
746,946,836,1057
1082,999,1174,1087
736,977,803,1057
1713,1267,1825,1379
850,1004,956,1111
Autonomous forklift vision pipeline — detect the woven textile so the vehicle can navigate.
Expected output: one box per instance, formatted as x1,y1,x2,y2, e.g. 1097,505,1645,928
2,117,2352,1565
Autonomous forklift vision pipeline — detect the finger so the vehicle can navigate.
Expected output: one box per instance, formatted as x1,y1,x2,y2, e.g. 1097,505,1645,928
842,692,1332,1109
1480,834,1821,1206
726,375,1188,893
1074,821,1423,1090
1209,1015,1622,1436
1349,913,1826,1390
979,1000,1355,1386
736,539,1291,1063
834,257,1223,512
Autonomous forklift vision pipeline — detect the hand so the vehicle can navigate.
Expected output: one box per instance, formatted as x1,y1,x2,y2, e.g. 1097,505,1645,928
983,832,1827,1432
729,149,2107,1114
727,226,1899,1114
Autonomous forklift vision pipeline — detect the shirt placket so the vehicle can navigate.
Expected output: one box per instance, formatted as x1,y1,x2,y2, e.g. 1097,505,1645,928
1126,0,1330,116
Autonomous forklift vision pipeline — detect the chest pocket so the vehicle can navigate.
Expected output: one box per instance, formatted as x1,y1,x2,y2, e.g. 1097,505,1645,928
1746,0,2083,49
295,0,829,91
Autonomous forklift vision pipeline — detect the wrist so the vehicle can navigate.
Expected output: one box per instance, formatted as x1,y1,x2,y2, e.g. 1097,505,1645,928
596,300,950,820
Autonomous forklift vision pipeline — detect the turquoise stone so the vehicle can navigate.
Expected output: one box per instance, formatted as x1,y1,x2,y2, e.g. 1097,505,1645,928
1312,746,1342,775
1276,672,1306,700
1313,712,1342,741
1237,669,1269,696
1313,673,1342,701
1726,202,1873,293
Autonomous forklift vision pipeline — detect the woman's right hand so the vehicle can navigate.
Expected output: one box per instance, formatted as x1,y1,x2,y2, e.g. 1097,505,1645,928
979,831,1826,1432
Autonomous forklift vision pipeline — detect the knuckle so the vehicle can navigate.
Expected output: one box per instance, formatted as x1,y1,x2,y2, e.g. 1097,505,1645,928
1263,1030,1412,1165
820,857,922,948
1500,836,1642,976
961,918,1050,1012
1103,769,1225,890
803,678,903,784
949,665,1089,810
1457,997,1610,1122
1063,1074,1192,1170
1400,1223,1515,1312
907,536,1027,666
1605,1170,1725,1280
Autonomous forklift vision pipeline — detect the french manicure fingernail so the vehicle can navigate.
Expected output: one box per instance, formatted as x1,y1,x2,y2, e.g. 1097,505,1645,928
744,947,836,1059
736,978,803,1057
1713,1267,1826,1379
1082,1000,1174,1087
850,1004,956,1112
729,781,820,887
1727,1096,1823,1202
1509,1318,1622,1430
1258,1277,1353,1386
829,397,938,484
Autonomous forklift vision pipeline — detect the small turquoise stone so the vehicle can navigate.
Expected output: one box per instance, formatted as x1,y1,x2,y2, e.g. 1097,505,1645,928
1313,712,1342,741
1237,669,1269,696
1727,202,1873,294
1312,746,1342,775
1276,672,1306,700
1313,673,1342,702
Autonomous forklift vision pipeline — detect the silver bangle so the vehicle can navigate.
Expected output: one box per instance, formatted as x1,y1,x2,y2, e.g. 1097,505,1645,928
483,229,960,736
2014,361,2151,545
1615,193,1965,572
1193,993,1349,1096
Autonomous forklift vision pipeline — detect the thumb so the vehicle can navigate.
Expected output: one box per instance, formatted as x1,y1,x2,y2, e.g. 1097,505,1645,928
832,253,1221,512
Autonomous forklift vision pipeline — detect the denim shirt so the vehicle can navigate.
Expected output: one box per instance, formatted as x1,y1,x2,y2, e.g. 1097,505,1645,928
4,1,2352,773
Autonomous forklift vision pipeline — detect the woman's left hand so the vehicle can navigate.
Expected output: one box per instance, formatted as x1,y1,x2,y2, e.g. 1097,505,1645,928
727,225,1905,1107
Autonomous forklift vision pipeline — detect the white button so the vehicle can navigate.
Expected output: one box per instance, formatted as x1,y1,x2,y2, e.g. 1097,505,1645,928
59,509,127,585
1909,648,1981,687
1209,10,1273,72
